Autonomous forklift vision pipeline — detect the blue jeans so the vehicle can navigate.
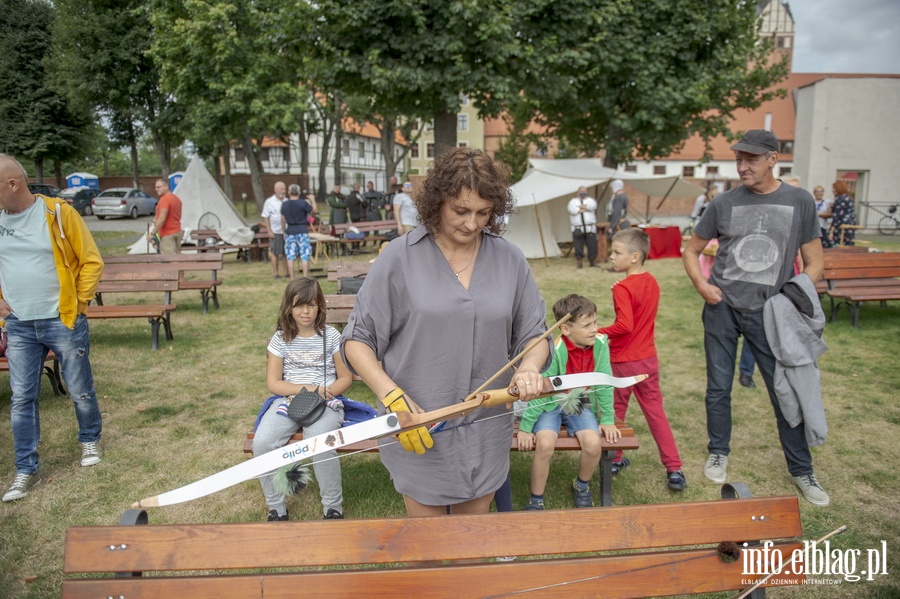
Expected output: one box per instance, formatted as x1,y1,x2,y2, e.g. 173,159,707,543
5,314,102,474
702,301,812,476
739,340,756,377
532,405,599,436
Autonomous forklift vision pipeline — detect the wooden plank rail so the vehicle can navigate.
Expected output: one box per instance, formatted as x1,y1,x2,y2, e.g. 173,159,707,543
819,251,900,327
102,254,223,314
244,420,639,507
62,490,804,598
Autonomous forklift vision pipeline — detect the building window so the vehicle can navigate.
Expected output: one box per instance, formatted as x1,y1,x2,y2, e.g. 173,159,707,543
653,165,666,176
624,165,637,173
426,120,435,131
458,114,468,131
780,140,794,155
410,143,419,159
342,140,350,159
358,141,366,162
426,143,435,158
354,173,364,186
258,148,270,161
234,147,245,162
458,142,467,148
460,94,469,106
706,166,719,176
682,166,695,177
779,166,792,177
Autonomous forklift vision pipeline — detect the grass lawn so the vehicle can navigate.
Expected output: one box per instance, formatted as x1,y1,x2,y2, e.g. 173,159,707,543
1,235,898,598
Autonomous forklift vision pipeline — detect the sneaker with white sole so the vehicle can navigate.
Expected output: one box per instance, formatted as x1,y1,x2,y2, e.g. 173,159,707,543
792,473,830,507
2,471,42,502
704,453,728,483
80,441,102,467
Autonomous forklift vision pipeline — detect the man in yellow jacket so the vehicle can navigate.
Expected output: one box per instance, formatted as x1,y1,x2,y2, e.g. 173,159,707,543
0,154,105,502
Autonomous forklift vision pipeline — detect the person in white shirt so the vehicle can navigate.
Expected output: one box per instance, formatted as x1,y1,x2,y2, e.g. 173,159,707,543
393,181,418,234
566,186,598,268
261,181,288,278
812,185,831,244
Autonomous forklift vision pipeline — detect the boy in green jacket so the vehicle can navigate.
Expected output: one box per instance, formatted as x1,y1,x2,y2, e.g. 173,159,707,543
518,294,621,509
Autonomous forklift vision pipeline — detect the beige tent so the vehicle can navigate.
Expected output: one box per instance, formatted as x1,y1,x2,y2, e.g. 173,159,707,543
506,159,704,259
128,155,253,254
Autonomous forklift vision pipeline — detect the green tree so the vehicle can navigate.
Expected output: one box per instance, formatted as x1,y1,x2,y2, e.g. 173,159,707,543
511,0,788,166
51,0,184,185
149,0,310,207
0,0,92,184
298,0,520,161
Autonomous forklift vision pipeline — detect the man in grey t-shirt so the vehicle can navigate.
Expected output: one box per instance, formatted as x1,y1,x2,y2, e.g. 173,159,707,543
682,130,828,507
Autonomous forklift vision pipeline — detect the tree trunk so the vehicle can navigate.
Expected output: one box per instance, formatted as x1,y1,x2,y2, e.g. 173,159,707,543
151,127,171,180
128,122,140,189
54,160,63,189
433,110,458,158
317,116,335,204
220,144,234,202
241,126,265,209
380,123,398,190
298,119,310,184
34,157,45,183
332,96,343,189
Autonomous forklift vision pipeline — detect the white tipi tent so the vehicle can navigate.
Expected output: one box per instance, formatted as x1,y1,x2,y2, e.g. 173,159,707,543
128,155,254,254
506,159,704,259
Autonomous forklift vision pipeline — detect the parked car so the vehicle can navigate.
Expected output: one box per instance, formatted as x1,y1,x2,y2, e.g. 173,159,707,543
92,187,157,220
60,187,101,216
28,183,62,197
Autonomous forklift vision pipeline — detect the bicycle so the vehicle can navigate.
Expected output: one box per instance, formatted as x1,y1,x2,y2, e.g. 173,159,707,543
877,204,899,235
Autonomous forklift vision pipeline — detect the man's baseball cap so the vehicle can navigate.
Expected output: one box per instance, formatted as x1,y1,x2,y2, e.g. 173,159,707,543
730,130,779,155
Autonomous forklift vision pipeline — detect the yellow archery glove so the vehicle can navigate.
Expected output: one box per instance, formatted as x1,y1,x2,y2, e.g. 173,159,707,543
381,388,434,455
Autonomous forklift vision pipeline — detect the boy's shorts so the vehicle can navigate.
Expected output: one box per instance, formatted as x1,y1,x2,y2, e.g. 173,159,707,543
532,405,599,437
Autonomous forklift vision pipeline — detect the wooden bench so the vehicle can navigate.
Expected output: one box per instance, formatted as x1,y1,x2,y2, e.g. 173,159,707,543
326,262,370,294
62,483,803,598
819,251,900,327
244,420,639,507
101,254,223,314
323,294,356,328
331,220,398,254
0,350,65,396
87,304,176,350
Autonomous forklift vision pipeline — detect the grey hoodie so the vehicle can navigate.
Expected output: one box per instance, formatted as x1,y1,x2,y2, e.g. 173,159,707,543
763,273,829,446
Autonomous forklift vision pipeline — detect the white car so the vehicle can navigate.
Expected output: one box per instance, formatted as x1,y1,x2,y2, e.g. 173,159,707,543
92,188,157,220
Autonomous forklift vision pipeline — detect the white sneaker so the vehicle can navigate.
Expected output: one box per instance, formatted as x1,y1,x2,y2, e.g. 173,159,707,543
2,471,42,502
792,473,830,507
81,441,103,467
704,453,728,483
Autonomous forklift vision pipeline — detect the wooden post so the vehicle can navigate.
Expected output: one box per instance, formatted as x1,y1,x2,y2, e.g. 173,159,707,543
532,198,549,267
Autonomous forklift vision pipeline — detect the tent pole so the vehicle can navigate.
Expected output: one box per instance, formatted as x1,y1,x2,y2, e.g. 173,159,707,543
532,196,549,267
654,177,680,212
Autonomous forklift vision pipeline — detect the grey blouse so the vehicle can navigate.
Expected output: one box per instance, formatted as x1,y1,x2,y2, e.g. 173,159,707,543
342,226,549,505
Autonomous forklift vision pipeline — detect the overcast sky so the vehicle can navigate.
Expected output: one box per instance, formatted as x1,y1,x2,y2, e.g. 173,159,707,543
788,0,900,74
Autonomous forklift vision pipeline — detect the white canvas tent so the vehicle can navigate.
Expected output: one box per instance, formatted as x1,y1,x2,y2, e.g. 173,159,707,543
128,155,253,254
506,159,705,259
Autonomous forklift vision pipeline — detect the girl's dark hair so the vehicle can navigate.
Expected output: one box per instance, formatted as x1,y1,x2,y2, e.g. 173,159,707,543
277,277,326,342
417,147,514,235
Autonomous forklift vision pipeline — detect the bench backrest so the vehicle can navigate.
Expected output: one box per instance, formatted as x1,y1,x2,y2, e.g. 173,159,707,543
326,261,371,282
63,497,802,598
103,254,224,266
324,294,356,326
821,252,900,284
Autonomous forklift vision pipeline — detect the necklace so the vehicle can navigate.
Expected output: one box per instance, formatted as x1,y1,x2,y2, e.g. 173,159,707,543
436,236,478,279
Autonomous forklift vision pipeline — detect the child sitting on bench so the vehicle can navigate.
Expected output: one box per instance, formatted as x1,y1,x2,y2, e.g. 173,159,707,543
517,294,621,509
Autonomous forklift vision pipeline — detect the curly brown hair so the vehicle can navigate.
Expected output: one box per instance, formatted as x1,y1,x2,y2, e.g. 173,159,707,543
277,277,326,342
417,147,514,235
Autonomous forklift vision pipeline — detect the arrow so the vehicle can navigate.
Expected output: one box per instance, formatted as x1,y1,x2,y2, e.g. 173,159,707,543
132,372,645,509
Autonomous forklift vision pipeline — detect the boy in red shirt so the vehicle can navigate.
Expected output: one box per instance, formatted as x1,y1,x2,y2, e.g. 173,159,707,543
598,228,686,491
